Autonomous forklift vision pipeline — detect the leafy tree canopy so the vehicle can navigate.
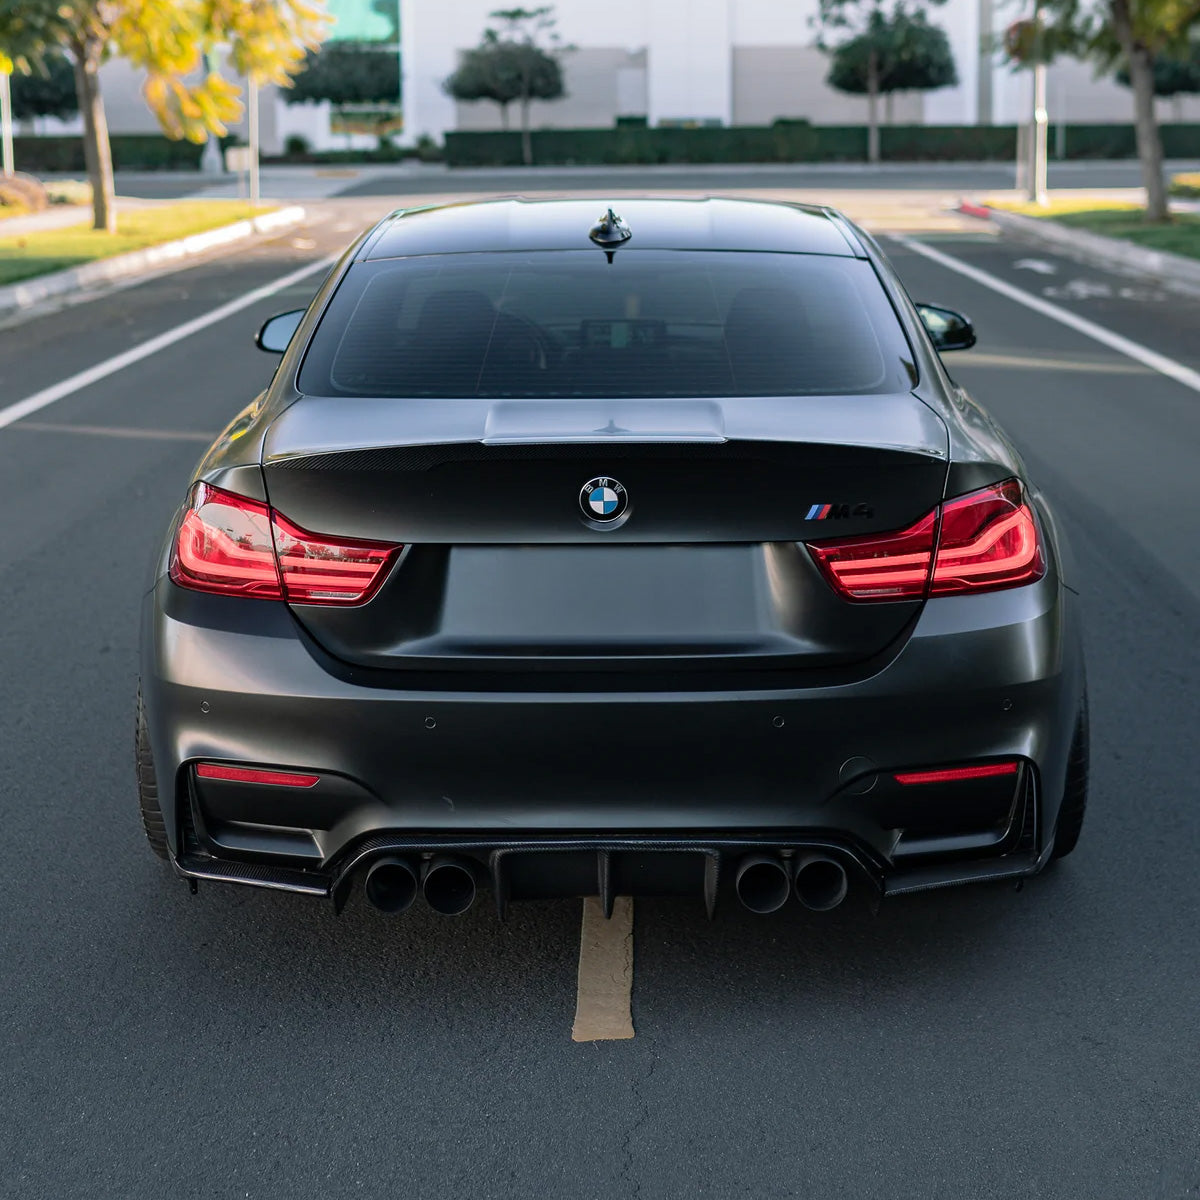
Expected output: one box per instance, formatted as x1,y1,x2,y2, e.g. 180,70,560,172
827,6,958,95
9,51,76,119
1116,40,1200,94
287,41,400,106
0,0,330,139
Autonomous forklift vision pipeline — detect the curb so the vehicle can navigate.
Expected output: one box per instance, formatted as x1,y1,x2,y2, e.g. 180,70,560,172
0,205,306,315
958,201,1200,292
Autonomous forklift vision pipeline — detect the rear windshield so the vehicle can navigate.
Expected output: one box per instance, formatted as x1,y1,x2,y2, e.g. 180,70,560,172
298,250,916,398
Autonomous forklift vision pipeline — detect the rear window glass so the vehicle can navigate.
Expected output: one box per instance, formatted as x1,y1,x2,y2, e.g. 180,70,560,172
298,250,916,398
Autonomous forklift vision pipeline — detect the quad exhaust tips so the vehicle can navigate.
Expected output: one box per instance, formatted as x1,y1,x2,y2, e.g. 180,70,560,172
793,853,849,912
421,856,478,916
733,853,850,914
363,854,478,916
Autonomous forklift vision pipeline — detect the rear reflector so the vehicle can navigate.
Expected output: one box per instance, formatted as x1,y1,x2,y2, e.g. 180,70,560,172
196,764,320,788
170,482,401,605
806,478,1045,602
894,762,1019,786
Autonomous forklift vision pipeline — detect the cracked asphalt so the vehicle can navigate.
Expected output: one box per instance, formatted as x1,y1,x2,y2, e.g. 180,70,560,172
1,181,1199,1199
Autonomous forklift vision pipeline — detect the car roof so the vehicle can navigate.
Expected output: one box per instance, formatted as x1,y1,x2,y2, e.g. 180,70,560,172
362,197,863,260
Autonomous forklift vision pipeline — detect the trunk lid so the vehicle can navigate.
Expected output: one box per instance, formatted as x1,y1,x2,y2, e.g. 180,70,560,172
261,395,948,673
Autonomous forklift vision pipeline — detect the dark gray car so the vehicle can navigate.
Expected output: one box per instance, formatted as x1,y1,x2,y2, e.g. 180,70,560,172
136,197,1087,920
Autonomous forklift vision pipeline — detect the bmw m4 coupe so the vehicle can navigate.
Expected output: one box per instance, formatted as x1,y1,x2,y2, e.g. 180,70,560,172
137,197,1087,920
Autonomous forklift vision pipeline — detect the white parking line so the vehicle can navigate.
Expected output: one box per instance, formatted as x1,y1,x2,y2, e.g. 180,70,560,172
572,896,635,1042
0,255,338,432
889,233,1200,396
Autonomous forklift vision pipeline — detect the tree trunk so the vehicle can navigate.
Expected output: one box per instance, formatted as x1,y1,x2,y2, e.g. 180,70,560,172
71,45,115,233
519,95,532,166
885,91,894,126
499,102,509,131
866,49,880,164
1111,0,1169,222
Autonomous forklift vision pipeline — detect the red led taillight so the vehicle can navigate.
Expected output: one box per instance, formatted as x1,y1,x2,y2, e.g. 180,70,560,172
806,479,1044,602
805,510,937,601
929,478,1044,596
196,764,320,787
170,483,281,599
894,762,1019,786
169,482,400,605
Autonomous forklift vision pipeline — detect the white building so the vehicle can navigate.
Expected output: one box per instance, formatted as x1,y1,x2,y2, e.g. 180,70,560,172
36,0,1200,154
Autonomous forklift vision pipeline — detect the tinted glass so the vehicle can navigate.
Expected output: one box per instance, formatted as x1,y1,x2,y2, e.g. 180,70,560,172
298,251,916,398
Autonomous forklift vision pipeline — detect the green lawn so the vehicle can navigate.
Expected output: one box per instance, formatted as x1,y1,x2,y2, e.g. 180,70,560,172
989,198,1200,262
0,201,276,286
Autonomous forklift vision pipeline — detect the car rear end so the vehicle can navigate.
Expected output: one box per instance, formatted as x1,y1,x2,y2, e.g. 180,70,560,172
139,199,1084,917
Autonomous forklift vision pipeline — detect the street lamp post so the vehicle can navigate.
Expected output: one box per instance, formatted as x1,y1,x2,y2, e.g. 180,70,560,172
0,71,14,178
247,77,260,208
1027,3,1049,206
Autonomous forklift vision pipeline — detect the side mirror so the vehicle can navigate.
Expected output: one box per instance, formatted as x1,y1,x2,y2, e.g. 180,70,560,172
255,309,305,354
917,303,976,352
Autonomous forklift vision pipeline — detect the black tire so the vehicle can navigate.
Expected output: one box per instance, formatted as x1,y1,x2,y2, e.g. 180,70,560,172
1050,699,1089,860
135,685,169,859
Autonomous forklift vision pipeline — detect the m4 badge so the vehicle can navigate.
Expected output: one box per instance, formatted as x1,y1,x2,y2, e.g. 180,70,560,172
806,503,875,520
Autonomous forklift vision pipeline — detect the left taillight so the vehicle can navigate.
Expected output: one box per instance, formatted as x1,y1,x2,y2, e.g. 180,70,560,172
806,478,1045,602
169,482,400,605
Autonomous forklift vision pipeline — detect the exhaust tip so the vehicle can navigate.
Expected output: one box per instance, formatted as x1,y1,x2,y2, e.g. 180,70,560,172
364,856,418,914
793,854,849,912
423,856,478,916
735,855,792,914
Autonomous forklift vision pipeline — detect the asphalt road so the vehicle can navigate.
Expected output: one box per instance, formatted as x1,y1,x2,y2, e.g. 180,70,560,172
2,193,1200,1199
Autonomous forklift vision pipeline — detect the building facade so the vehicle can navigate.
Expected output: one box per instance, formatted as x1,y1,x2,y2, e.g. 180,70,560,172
27,0,1200,154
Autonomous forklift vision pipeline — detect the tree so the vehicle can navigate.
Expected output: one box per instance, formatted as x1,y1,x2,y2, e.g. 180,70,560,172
444,6,567,166
1116,40,1200,118
10,52,76,121
286,42,401,107
826,6,958,135
1033,0,1200,222
0,0,329,233
816,0,945,164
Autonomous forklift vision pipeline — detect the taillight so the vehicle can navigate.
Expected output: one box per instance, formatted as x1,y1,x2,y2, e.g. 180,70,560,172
170,483,281,599
929,478,1044,596
806,479,1044,602
805,511,937,601
170,483,400,605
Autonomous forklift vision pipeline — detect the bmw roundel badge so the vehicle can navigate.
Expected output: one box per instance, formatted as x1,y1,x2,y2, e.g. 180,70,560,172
579,476,628,524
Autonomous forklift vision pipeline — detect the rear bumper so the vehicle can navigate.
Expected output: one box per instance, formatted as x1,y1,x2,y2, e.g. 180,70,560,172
141,567,1083,909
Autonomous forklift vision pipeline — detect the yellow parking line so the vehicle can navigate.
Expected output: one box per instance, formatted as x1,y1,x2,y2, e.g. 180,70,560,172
12,421,214,442
571,896,635,1042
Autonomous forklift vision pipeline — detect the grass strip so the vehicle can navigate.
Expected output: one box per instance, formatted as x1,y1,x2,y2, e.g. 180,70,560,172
0,201,276,286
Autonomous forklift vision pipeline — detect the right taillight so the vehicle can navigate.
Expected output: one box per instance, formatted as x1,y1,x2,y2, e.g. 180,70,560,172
929,478,1044,596
806,478,1044,602
169,482,401,605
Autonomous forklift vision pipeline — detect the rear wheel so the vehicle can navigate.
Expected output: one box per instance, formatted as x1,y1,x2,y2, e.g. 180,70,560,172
1050,700,1089,860
135,685,169,860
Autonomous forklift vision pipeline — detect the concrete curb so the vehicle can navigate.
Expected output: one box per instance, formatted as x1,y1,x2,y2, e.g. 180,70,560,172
0,205,306,315
959,202,1200,292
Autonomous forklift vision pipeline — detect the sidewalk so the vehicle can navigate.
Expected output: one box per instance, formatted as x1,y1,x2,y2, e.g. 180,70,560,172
0,197,157,237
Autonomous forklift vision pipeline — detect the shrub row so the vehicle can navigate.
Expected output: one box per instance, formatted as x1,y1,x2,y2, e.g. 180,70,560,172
11,134,219,173
444,121,1200,167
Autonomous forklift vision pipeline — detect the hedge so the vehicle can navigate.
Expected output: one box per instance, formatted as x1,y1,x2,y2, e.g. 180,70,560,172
445,121,1200,167
10,135,227,173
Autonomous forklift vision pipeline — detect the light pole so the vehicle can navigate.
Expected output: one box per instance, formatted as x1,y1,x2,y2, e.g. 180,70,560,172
1027,3,1049,206
247,77,260,207
0,71,14,178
